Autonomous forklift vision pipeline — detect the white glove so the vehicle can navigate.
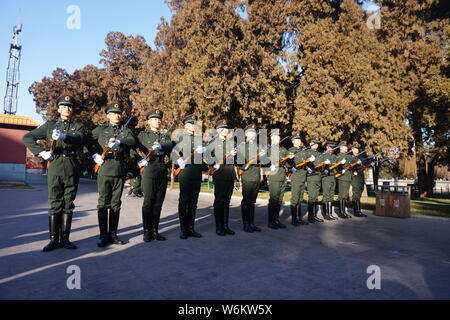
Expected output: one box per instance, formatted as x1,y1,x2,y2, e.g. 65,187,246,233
307,167,313,174
341,159,347,165
270,165,277,172
341,169,346,174
52,129,66,141
290,167,298,174
195,145,206,154
39,151,53,161
324,169,330,175
152,142,162,151
230,148,237,156
260,149,266,157
309,155,315,162
371,162,376,167
357,159,362,164
325,159,331,165
353,171,358,176
108,138,121,148
138,159,149,168
177,158,186,169
288,153,295,159
92,153,104,165
213,163,220,170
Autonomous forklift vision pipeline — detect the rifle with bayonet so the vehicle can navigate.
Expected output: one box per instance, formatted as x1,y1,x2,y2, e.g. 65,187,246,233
237,133,269,176
334,149,367,178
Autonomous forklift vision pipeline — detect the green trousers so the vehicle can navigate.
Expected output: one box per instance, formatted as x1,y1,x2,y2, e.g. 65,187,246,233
97,175,125,212
322,176,336,203
179,178,201,211
306,175,321,203
142,176,168,217
338,179,351,200
214,179,234,208
268,179,286,205
290,175,306,205
241,179,260,206
47,174,80,216
351,174,365,201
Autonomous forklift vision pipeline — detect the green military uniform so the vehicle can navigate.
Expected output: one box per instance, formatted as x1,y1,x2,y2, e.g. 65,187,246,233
335,141,353,219
288,135,309,226
304,139,324,223
320,142,338,220
350,144,367,217
137,109,174,242
239,125,262,233
86,103,137,247
22,96,85,252
174,115,205,239
265,131,289,229
206,120,237,236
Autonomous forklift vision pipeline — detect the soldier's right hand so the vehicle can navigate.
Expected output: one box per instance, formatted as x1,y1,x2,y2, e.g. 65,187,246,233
92,153,105,165
39,151,53,161
108,138,121,148
309,155,316,162
138,159,149,168
177,158,186,169
213,163,220,170
341,159,347,165
290,167,298,174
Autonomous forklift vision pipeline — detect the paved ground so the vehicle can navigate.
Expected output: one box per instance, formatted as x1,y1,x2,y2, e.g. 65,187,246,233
1,174,450,300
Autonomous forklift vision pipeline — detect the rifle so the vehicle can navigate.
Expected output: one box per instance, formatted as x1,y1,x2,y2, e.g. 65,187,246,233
139,122,176,174
47,118,61,169
334,149,367,178
307,145,342,173
173,131,220,178
94,116,134,173
353,157,389,175
259,136,292,175
237,135,271,177
292,145,315,170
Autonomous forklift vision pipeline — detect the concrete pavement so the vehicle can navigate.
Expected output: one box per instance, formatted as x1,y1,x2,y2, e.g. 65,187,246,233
1,174,450,300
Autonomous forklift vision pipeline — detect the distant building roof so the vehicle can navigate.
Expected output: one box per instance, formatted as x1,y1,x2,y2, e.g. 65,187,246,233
0,114,39,128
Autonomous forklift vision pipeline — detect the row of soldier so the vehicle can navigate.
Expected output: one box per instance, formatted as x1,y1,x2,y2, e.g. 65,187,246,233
23,96,378,252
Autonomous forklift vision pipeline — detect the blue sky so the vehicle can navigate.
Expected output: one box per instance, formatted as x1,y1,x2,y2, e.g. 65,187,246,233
0,0,171,124
0,1,378,125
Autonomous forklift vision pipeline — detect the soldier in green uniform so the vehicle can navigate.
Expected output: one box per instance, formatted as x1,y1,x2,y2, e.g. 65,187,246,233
305,139,324,223
238,125,263,233
335,141,353,219
321,142,338,220
173,115,206,239
207,120,237,236
266,130,290,229
23,95,86,252
87,103,137,247
288,134,309,226
136,110,175,242
350,144,367,217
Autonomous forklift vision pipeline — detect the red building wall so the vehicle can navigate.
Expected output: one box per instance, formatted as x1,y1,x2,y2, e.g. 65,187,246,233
0,128,28,164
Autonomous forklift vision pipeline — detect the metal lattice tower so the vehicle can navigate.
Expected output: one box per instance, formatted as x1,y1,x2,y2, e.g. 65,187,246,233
3,24,23,115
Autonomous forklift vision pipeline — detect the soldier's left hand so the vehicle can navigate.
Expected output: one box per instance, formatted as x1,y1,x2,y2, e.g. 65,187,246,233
138,159,149,168
270,164,277,172
52,129,66,141
152,142,162,151
108,138,121,148
288,153,295,159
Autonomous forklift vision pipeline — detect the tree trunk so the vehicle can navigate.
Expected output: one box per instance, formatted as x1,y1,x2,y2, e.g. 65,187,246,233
416,154,436,198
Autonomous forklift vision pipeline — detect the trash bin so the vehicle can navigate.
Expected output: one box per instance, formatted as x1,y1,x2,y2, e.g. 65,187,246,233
375,185,411,218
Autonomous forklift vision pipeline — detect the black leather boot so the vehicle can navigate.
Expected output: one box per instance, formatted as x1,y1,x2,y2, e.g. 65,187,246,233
60,213,77,249
142,208,152,242
97,208,109,247
354,199,367,217
214,205,226,236
313,202,324,222
326,202,338,220
291,205,300,226
242,203,253,233
307,202,316,223
179,206,189,239
151,209,166,241
297,204,309,225
187,208,202,238
43,215,61,252
268,203,279,229
339,200,352,219
223,206,235,235
274,204,287,228
249,204,261,232
109,209,125,245
321,202,332,221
